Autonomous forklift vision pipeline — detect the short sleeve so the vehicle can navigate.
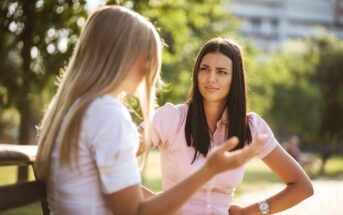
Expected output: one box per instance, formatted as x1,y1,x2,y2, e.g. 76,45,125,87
248,112,279,159
84,99,141,194
140,103,180,147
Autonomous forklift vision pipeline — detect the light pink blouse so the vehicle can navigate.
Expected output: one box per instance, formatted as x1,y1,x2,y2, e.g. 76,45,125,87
150,103,278,215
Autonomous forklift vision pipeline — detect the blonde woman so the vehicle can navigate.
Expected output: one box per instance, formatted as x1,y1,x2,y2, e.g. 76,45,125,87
35,6,266,215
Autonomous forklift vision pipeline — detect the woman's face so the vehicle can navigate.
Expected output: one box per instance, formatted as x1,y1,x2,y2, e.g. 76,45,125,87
197,52,233,105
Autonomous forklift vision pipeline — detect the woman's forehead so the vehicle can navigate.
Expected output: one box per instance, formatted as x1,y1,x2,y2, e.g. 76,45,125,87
201,52,232,68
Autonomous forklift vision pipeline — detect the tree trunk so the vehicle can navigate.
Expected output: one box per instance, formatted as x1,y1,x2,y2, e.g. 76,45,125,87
17,105,30,182
17,0,35,183
319,156,328,175
318,147,333,175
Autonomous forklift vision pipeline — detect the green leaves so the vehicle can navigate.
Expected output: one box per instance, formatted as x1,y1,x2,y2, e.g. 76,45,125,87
0,0,87,137
111,0,238,105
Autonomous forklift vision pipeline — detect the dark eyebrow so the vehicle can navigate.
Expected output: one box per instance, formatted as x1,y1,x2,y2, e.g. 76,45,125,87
200,64,228,70
200,64,209,68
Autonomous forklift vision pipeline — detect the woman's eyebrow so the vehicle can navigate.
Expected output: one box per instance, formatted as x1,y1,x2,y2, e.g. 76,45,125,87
200,64,210,68
200,64,228,70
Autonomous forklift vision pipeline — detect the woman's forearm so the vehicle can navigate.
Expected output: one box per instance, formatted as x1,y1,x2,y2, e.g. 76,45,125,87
240,145,314,215
138,136,265,215
243,176,313,214
137,165,213,215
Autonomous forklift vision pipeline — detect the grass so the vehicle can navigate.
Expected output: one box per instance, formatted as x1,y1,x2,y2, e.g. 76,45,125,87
1,151,342,215
141,149,162,191
0,166,36,186
0,166,40,215
314,155,343,178
235,159,280,195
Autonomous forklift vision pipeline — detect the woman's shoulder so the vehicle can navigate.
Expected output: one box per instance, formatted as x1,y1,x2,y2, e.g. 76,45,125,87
90,95,127,113
85,95,132,126
247,112,279,159
89,95,125,111
247,111,264,121
155,102,188,119
247,111,275,137
157,102,187,111
247,112,269,129
83,96,137,148
151,103,188,144
247,111,259,122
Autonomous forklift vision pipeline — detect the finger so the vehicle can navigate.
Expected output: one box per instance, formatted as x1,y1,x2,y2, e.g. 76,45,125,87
218,136,239,153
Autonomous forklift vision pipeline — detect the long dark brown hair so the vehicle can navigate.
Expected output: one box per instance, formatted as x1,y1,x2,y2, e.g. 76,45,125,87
185,37,252,163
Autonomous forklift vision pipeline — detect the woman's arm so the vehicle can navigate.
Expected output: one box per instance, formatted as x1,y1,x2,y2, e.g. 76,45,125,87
106,135,266,215
230,145,314,215
136,126,145,157
105,163,213,215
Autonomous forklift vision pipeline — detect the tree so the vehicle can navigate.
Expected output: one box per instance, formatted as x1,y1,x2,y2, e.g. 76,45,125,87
248,33,343,174
265,40,321,143
311,33,343,174
0,0,87,182
108,0,239,106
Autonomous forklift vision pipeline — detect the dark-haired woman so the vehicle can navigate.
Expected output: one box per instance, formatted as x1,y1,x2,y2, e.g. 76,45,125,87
140,37,313,215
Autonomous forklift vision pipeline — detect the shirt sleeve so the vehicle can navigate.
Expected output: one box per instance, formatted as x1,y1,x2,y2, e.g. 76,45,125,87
248,112,279,159
84,102,141,194
140,103,180,148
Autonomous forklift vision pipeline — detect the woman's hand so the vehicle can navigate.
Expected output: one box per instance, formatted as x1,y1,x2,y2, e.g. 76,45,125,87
204,135,267,176
229,204,246,215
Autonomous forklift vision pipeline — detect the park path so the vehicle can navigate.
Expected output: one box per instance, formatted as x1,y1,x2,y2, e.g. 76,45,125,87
234,179,343,215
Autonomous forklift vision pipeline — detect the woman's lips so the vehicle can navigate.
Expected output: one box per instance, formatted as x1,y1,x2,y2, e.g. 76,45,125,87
205,86,219,92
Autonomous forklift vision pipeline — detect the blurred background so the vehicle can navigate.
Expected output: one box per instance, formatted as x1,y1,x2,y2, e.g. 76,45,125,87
0,0,342,214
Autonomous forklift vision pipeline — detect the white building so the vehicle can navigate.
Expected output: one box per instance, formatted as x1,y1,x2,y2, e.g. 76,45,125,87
228,0,343,50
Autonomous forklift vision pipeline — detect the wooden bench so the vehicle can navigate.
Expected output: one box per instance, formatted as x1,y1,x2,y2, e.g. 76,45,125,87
0,144,49,215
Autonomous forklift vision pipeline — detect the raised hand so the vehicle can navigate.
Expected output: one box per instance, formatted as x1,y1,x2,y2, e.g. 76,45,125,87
204,135,267,176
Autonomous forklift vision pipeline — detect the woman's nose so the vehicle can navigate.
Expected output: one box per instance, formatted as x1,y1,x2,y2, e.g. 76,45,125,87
207,71,216,83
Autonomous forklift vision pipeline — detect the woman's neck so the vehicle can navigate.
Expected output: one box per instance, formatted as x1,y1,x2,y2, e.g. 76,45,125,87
203,101,226,133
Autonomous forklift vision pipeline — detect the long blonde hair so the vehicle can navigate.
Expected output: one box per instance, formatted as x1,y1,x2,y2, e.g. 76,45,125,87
36,6,162,181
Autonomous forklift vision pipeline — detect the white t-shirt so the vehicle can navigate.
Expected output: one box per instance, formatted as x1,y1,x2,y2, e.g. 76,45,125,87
48,95,141,215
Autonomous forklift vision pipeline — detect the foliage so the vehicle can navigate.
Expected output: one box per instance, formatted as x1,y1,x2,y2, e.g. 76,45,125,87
0,0,87,181
1,1,342,167
247,31,343,166
108,0,239,107
0,0,87,139
266,40,322,143
312,33,343,147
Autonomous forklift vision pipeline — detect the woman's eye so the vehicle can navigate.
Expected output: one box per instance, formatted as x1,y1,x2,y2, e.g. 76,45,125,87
218,70,227,75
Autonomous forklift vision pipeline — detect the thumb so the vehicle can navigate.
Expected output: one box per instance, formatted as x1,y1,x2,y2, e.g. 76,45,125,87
218,136,239,153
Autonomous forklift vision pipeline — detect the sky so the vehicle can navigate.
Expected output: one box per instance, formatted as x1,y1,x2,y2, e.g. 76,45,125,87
86,0,107,12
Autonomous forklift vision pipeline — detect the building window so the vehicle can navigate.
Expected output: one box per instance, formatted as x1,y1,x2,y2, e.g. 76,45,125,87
251,17,262,34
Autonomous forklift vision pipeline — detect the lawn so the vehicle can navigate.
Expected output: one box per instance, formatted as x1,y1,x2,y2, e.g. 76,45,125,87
1,151,342,215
